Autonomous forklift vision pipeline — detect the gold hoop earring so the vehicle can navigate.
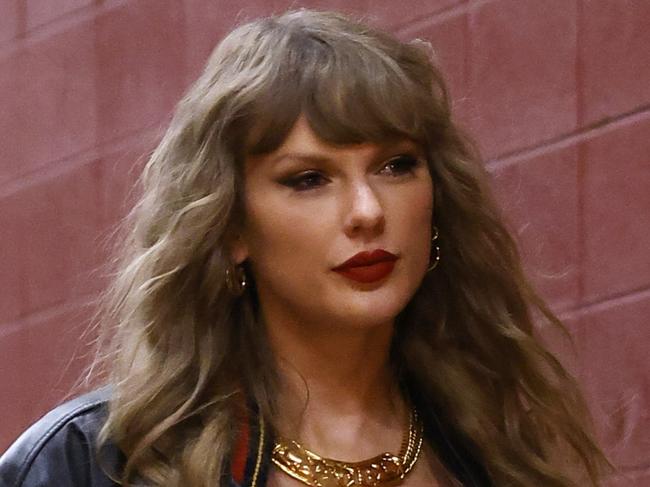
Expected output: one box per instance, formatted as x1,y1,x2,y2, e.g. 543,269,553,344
225,264,247,296
427,226,441,272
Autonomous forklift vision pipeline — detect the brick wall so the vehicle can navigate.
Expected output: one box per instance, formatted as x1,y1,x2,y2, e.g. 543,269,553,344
1,0,648,483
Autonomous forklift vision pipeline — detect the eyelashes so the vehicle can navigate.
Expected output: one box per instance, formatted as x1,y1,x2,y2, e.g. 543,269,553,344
379,154,420,176
280,171,328,191
279,154,423,192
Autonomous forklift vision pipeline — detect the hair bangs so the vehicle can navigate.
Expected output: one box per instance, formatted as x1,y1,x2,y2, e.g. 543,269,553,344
243,24,436,156
304,44,434,147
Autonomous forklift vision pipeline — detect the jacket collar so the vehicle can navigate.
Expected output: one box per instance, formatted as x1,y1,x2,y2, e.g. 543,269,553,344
230,402,273,487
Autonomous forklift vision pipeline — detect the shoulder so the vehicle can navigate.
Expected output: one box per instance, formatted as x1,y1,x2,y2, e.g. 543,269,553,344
0,387,122,487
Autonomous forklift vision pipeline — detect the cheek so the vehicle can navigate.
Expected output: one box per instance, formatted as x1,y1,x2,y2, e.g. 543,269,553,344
242,195,327,271
395,182,434,266
400,181,434,230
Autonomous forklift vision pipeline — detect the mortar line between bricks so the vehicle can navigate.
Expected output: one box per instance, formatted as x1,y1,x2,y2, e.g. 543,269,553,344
461,5,471,127
394,1,471,36
0,124,161,200
575,0,585,128
609,463,650,477
0,0,130,59
0,294,99,338
17,0,27,39
574,0,587,311
622,464,650,474
560,285,650,320
575,136,587,309
486,105,650,172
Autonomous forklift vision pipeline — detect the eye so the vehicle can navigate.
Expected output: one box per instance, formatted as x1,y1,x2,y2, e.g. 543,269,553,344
280,171,329,191
379,154,421,177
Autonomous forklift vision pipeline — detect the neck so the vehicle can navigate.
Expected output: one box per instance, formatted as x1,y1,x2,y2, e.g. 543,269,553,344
265,316,407,458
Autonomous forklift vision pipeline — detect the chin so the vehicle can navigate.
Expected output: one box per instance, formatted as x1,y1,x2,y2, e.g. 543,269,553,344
332,292,411,329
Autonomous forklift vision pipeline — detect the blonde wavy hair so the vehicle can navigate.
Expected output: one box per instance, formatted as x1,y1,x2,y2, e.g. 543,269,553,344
95,9,610,486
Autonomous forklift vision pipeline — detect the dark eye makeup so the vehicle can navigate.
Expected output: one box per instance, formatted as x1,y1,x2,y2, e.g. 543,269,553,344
278,154,423,192
378,154,421,176
279,171,329,191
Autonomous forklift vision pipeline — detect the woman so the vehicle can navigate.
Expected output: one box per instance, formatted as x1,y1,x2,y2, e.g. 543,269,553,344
0,9,609,487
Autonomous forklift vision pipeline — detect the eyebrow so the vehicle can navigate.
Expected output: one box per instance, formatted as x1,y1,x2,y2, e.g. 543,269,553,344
270,153,332,165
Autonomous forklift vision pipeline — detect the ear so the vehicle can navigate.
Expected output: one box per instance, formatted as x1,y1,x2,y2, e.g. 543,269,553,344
229,233,249,265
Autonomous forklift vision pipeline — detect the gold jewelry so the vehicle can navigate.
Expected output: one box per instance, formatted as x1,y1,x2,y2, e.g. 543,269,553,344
225,263,247,296
271,408,424,487
427,226,441,272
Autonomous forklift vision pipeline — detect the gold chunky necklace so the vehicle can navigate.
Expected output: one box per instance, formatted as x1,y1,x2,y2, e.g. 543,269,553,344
271,408,424,487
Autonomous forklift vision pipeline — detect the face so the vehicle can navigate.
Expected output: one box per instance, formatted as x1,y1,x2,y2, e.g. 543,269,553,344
233,117,433,331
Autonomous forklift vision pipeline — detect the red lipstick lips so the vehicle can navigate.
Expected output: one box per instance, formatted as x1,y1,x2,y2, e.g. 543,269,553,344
333,249,398,284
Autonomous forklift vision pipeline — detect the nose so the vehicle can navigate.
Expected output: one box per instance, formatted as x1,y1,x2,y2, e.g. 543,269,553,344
343,181,385,238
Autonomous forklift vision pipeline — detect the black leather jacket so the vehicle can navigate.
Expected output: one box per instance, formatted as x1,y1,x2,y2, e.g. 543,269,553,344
0,388,491,486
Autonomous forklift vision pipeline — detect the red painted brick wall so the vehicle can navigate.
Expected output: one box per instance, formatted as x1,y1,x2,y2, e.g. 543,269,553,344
1,1,648,483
